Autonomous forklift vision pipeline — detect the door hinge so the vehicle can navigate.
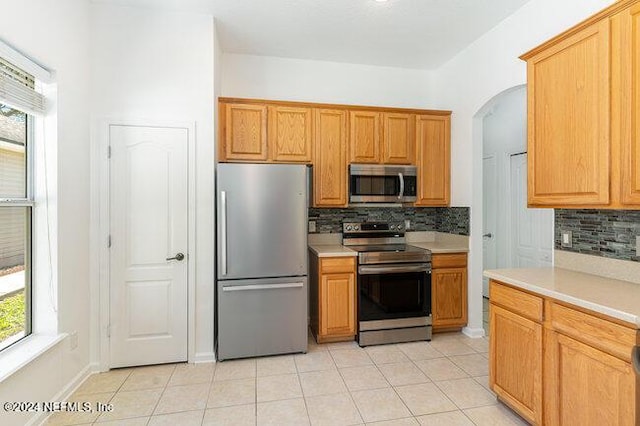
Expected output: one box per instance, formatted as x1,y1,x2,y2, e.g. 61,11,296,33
107,146,111,159
107,235,111,248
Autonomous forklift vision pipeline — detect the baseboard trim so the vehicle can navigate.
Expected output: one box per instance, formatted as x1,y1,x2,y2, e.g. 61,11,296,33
462,326,486,338
193,352,216,363
27,362,97,426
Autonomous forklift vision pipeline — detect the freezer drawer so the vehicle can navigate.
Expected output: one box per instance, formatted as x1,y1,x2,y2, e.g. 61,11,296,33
217,277,308,361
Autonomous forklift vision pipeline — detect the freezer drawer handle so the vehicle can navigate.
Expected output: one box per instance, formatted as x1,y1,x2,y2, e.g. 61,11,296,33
222,282,304,292
633,346,640,375
220,191,227,276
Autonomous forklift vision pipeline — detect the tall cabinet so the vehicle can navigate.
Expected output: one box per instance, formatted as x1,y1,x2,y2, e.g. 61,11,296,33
520,0,640,208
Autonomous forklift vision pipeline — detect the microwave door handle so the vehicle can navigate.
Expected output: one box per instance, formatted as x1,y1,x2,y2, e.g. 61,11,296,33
398,172,405,200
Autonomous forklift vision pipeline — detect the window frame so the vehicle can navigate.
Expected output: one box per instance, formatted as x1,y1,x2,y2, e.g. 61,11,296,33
0,110,34,352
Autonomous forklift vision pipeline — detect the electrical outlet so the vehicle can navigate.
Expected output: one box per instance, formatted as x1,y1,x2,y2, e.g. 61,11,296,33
404,219,411,230
308,220,316,233
561,230,572,248
69,331,78,350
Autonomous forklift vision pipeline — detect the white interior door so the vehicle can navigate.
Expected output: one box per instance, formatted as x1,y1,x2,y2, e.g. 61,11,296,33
482,155,498,297
510,154,553,268
109,125,188,368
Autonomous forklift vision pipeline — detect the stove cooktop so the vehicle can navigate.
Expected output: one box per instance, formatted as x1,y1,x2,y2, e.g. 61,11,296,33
348,244,423,253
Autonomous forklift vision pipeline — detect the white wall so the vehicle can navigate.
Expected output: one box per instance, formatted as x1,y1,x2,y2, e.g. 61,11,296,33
430,0,617,335
0,1,91,425
90,4,216,361
222,53,435,108
482,86,527,270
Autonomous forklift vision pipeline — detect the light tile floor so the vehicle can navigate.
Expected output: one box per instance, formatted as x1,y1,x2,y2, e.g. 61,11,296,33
44,332,528,426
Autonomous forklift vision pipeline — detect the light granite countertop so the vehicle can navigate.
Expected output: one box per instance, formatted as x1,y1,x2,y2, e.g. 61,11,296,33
484,267,640,328
307,231,469,257
307,244,357,258
406,231,469,254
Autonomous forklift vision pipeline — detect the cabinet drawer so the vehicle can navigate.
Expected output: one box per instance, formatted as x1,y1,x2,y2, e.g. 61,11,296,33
549,302,637,362
320,257,355,274
432,253,467,268
490,281,543,322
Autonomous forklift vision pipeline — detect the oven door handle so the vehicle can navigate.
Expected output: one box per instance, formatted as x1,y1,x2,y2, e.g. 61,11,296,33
358,264,430,275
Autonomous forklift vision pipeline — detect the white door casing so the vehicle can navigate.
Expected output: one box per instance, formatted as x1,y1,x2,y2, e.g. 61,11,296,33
109,125,189,368
510,153,553,268
482,155,498,298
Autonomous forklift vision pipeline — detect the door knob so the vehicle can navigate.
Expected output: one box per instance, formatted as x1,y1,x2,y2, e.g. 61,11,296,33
483,233,493,238
166,253,185,261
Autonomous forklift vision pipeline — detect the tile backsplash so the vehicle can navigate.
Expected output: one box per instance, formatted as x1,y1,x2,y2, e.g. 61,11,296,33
555,209,640,262
308,207,470,236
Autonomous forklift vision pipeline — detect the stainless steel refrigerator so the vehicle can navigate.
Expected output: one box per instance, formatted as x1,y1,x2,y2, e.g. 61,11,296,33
215,163,309,361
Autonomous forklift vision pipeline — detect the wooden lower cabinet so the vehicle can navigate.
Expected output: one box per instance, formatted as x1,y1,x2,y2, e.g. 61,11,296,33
432,253,467,331
309,255,356,343
489,279,638,425
546,332,635,425
489,303,543,425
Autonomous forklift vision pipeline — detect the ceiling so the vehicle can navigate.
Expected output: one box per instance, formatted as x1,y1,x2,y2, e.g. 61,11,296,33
92,0,532,70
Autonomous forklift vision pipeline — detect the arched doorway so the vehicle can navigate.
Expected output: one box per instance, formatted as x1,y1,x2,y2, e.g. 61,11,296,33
470,85,554,335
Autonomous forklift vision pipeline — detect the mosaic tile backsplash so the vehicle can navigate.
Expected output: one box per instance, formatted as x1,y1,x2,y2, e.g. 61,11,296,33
308,207,470,236
555,209,640,262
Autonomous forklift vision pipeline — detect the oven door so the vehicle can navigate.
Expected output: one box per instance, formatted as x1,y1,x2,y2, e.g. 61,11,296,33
357,263,431,322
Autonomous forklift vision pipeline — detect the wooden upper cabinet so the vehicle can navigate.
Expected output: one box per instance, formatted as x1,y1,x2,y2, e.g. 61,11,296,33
525,20,611,207
314,109,348,207
349,111,381,163
415,114,451,206
268,106,313,163
621,4,640,205
382,113,415,164
521,0,640,209
220,103,268,161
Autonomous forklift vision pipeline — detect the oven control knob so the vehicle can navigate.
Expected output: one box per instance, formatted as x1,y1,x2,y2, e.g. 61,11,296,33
346,225,353,231
354,225,359,230
390,224,396,230
398,224,403,230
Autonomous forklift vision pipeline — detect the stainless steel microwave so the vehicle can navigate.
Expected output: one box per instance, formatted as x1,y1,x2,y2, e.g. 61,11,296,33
349,164,417,204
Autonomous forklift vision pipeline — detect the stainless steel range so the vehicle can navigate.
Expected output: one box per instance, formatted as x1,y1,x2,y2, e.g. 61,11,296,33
343,222,432,346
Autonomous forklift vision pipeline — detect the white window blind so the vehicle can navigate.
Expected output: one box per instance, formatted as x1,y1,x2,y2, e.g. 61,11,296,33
0,57,44,116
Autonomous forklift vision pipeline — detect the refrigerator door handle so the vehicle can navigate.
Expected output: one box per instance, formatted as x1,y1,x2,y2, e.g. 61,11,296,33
222,282,304,292
220,191,227,276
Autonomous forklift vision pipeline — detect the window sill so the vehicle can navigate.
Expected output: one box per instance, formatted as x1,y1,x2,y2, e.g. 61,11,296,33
0,333,66,383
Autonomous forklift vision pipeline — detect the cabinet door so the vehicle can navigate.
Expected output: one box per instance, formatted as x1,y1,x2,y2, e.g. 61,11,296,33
349,111,381,164
314,109,348,207
269,106,313,163
489,304,542,425
222,103,268,161
547,332,635,425
415,115,450,206
526,20,610,206
320,272,356,338
621,4,640,205
382,113,415,164
432,267,467,329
